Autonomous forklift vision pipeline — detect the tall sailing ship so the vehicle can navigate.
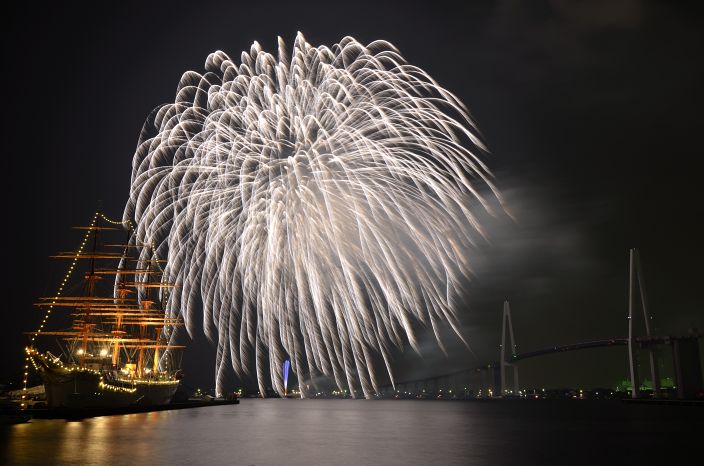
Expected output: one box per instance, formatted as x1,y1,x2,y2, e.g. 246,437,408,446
25,212,183,409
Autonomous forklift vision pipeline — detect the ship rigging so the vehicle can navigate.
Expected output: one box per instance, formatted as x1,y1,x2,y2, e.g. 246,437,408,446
22,211,184,408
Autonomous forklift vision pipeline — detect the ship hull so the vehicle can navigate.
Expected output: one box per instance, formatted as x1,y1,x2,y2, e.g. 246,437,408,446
37,363,179,409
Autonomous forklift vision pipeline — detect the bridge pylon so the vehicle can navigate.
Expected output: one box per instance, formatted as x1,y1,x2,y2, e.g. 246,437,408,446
628,248,660,399
500,301,520,396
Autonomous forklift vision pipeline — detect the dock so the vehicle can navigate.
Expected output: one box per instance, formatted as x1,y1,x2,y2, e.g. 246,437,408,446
20,398,240,420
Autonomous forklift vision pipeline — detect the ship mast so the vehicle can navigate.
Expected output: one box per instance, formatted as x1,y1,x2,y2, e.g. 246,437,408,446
112,285,130,368
79,216,102,367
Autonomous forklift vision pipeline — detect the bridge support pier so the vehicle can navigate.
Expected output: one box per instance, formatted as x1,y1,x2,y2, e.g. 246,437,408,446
500,301,520,396
628,249,660,399
491,366,500,396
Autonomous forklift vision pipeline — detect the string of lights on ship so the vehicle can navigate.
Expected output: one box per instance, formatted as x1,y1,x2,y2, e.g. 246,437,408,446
21,212,174,406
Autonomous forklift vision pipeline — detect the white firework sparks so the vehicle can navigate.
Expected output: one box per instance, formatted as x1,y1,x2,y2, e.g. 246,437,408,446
125,33,500,398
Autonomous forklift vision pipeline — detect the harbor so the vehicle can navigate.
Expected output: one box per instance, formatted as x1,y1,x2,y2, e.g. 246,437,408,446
3,2,703,465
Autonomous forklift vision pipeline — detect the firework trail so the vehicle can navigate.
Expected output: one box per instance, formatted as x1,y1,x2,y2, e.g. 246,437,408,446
125,32,500,398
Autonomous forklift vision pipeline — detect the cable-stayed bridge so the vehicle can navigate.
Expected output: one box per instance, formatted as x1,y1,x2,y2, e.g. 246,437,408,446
382,250,703,400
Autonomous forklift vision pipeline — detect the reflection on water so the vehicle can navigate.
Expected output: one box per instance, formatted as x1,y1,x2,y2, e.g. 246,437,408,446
1,400,701,465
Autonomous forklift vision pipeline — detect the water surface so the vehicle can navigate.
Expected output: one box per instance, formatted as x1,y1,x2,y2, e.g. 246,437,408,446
2,399,701,465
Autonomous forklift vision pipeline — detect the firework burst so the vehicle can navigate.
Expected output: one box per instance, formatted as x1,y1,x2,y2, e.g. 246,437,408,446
125,32,499,398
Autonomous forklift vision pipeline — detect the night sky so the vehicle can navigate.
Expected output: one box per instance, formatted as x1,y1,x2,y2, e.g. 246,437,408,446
4,1,703,393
